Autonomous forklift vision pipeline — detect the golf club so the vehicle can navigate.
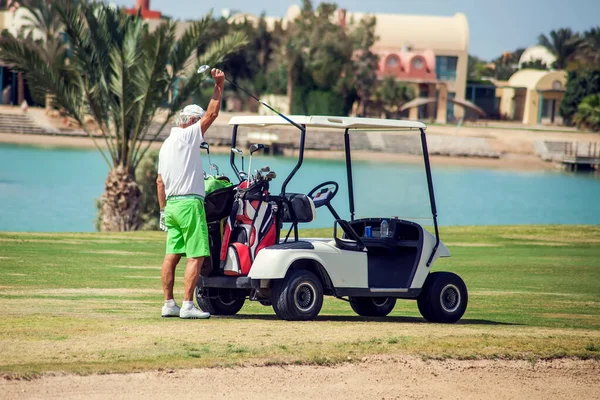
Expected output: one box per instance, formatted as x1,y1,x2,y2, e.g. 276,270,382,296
197,65,303,132
247,144,266,183
231,147,244,175
200,141,215,176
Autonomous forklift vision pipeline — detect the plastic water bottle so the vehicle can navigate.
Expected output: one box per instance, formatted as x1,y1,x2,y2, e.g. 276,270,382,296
380,219,390,238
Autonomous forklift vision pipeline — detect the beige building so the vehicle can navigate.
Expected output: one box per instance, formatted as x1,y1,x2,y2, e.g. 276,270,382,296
499,69,567,125
233,5,469,121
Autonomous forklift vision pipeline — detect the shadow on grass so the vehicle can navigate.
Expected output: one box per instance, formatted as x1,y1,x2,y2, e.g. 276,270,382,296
223,314,519,326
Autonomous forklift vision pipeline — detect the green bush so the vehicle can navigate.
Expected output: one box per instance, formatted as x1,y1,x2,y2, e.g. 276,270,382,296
135,150,160,231
291,87,346,116
559,69,600,125
574,94,600,132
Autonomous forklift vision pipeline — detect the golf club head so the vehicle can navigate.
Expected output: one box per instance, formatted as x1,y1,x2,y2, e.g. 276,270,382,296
265,171,277,180
249,143,266,155
210,164,219,175
259,165,270,173
197,65,211,74
231,147,244,155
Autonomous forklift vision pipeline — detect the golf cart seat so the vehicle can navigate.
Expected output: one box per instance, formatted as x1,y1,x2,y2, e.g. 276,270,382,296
282,193,316,223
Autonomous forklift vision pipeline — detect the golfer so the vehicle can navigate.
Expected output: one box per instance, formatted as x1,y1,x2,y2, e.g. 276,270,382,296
156,68,225,319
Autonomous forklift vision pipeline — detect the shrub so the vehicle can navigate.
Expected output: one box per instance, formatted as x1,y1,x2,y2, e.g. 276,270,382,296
559,69,600,125
574,94,600,132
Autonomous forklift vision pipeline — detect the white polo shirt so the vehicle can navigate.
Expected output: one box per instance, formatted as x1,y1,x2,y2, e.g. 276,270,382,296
158,122,205,198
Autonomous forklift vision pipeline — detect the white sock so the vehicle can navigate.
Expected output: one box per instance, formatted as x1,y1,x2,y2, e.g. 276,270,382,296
165,299,176,307
182,300,194,310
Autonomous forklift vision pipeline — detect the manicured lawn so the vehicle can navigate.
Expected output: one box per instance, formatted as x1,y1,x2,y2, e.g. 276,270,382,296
0,225,599,377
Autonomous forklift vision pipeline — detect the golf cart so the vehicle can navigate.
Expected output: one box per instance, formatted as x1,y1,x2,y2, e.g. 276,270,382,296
196,115,468,323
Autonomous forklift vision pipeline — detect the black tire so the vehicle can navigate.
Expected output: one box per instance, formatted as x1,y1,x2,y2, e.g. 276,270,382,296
349,297,397,317
195,287,246,316
271,270,323,321
417,272,468,323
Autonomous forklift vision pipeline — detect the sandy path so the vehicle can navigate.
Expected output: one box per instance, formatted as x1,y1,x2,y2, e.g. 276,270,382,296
3,357,599,400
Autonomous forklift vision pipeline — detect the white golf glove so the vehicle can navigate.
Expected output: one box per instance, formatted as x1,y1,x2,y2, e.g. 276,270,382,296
159,209,167,232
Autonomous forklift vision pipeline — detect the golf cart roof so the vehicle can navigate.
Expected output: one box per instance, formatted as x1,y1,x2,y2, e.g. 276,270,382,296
228,115,426,130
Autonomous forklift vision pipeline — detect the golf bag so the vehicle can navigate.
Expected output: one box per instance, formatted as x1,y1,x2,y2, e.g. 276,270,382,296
203,177,235,276
220,180,277,276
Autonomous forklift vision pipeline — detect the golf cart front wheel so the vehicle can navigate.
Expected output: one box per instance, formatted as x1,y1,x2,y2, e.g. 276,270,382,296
349,297,397,317
417,272,468,323
271,270,323,321
196,287,246,316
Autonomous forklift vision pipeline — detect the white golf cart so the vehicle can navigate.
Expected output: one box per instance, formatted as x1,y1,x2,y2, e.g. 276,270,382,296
196,115,468,323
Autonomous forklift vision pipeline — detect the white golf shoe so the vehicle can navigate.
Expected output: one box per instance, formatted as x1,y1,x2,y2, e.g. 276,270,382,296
179,306,211,319
161,303,181,318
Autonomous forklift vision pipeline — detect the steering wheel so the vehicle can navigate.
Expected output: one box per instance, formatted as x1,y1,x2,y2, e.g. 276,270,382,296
307,181,339,209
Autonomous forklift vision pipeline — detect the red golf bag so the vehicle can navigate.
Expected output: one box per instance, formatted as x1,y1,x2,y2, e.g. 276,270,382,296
220,180,277,276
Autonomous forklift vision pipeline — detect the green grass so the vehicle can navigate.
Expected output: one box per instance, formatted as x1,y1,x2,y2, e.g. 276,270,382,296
0,226,599,377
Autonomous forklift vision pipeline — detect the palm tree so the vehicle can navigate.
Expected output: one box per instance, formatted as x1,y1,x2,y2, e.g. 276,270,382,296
0,1,247,231
538,28,582,69
577,27,600,67
17,0,68,110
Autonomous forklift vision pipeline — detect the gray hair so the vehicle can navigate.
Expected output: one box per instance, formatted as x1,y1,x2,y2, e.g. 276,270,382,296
176,113,200,127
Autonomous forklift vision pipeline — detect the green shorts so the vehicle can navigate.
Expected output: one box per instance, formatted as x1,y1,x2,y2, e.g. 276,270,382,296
164,196,209,258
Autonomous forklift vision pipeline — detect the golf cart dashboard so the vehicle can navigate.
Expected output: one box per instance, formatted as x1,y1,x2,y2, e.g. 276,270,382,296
348,218,422,248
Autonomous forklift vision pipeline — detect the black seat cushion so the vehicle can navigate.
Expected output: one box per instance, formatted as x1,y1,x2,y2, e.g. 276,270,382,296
282,193,316,223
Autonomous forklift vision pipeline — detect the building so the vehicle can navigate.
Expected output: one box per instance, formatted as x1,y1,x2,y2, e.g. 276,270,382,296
125,0,161,19
499,69,567,125
277,6,469,122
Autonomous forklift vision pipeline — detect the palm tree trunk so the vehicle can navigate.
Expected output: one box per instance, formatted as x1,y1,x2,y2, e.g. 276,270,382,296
45,93,54,113
100,165,142,231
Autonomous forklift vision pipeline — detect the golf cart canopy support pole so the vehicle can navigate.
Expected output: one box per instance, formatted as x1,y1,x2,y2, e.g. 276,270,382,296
230,125,242,181
344,128,356,221
420,128,440,266
280,124,307,196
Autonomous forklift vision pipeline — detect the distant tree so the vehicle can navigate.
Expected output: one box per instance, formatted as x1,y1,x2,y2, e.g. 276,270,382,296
348,15,379,116
538,28,582,69
468,54,494,81
520,59,548,70
377,76,415,118
559,69,600,125
574,94,600,132
577,27,600,68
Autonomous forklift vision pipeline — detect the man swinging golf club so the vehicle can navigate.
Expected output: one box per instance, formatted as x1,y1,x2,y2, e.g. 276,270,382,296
156,68,225,319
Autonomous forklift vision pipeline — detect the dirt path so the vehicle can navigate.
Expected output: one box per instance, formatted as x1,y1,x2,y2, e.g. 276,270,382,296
3,357,599,400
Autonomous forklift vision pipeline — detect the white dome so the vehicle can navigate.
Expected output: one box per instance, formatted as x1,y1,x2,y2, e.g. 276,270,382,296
518,46,556,69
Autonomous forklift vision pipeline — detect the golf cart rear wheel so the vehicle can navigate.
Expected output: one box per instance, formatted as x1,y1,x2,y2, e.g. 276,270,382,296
349,297,397,317
195,287,246,316
272,270,323,321
417,272,468,323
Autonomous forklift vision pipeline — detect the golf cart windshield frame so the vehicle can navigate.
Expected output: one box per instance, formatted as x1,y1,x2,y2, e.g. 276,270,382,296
229,118,440,267
229,124,307,197
342,127,440,267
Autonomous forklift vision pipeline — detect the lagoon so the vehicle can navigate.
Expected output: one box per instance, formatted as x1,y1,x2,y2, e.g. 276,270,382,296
1,144,599,232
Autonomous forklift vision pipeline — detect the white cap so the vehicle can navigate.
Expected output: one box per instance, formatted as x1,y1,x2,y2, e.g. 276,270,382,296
181,104,205,118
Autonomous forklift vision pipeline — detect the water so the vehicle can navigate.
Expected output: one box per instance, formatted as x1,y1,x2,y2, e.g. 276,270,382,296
1,144,600,232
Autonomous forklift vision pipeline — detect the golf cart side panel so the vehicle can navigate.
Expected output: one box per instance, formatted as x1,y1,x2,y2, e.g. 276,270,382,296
410,231,451,289
248,241,369,288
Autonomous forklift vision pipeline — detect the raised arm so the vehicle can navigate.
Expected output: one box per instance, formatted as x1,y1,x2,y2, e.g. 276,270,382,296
200,68,225,134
